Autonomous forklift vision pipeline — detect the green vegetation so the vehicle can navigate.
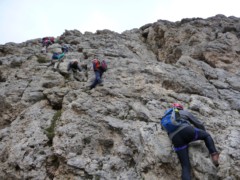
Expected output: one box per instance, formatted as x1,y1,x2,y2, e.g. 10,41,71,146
37,55,49,63
45,110,61,145
94,175,100,180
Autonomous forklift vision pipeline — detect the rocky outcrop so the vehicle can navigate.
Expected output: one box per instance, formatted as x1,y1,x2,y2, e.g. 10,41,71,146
0,14,240,179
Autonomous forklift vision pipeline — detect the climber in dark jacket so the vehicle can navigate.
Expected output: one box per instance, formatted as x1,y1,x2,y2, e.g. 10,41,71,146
41,37,54,52
67,60,82,72
166,103,219,180
61,43,72,53
67,60,82,81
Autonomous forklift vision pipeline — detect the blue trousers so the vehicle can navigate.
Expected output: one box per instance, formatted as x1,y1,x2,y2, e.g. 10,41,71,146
172,126,217,180
90,71,103,89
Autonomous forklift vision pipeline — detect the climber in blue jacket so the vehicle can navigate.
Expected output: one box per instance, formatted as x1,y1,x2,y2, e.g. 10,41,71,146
163,103,220,180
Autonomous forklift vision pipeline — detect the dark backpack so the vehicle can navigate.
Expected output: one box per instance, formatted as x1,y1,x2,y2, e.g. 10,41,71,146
100,60,107,71
62,45,69,52
52,53,59,59
49,37,54,43
160,107,183,133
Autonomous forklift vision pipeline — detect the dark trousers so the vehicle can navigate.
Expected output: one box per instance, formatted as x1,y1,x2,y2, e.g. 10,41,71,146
90,71,103,89
172,126,217,180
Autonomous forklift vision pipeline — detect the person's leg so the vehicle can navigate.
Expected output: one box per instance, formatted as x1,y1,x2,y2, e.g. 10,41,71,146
90,71,101,89
176,148,192,180
194,128,219,166
99,71,104,84
46,42,50,52
194,129,217,154
172,126,195,180
68,69,74,80
48,60,55,67
73,69,80,81
53,61,60,70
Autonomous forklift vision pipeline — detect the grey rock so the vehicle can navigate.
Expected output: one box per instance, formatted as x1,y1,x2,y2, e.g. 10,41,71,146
0,15,240,180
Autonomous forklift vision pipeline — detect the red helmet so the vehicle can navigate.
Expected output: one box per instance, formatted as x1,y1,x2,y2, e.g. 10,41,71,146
172,103,184,110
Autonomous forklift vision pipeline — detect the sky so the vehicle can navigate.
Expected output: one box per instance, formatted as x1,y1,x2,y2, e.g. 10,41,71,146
0,0,240,44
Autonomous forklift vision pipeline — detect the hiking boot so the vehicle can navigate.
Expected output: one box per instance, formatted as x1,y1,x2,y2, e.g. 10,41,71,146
211,152,220,167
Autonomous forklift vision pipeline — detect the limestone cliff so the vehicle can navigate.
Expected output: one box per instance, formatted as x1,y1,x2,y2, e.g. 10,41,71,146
0,14,240,180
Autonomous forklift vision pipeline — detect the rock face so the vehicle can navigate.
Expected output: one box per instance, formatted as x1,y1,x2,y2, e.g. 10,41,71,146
0,14,240,180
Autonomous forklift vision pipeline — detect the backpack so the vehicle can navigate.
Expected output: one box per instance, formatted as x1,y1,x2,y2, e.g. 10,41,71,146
49,37,54,43
160,107,183,133
42,37,54,43
92,59,101,71
62,44,69,52
100,60,107,71
52,53,59,59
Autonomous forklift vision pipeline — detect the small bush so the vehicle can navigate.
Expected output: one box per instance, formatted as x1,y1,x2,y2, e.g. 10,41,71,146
37,55,49,63
45,110,61,145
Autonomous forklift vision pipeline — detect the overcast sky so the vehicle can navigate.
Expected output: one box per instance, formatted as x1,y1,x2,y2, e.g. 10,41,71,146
0,0,240,44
